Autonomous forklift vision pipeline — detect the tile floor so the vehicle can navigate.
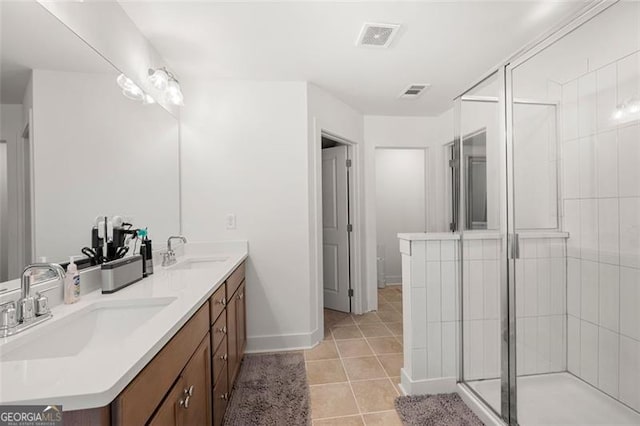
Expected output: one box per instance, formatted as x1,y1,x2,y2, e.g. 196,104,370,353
305,285,404,425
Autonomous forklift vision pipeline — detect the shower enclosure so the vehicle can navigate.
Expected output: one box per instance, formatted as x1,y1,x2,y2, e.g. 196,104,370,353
456,2,640,424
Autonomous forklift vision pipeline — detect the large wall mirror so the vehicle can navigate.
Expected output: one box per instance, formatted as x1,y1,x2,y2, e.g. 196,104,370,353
0,2,180,288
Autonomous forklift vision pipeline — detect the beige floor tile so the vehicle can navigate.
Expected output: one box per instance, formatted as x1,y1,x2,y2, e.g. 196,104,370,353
390,377,403,395
383,293,402,303
333,315,357,327
376,353,403,377
352,312,381,324
306,340,339,361
362,410,403,426
350,379,398,413
324,327,334,340
336,339,374,358
310,383,359,419
384,322,403,336
313,415,365,426
332,325,364,340
367,337,403,355
390,302,402,312
376,311,402,323
342,356,387,381
358,324,393,338
376,302,395,312
307,359,347,385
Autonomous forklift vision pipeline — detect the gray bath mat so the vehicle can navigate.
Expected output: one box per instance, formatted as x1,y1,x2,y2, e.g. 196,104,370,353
395,393,484,426
223,352,311,426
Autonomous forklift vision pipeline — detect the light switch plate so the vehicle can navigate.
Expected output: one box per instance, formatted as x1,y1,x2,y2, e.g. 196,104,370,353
226,214,236,230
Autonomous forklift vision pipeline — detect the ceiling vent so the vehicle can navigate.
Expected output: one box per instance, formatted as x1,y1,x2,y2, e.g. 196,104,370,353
399,84,431,99
356,23,401,48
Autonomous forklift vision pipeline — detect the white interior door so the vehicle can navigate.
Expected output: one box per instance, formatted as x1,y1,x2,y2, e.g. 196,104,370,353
322,145,350,313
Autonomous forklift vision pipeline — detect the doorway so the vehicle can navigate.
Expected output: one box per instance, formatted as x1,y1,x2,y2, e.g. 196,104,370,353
375,148,428,287
321,136,353,313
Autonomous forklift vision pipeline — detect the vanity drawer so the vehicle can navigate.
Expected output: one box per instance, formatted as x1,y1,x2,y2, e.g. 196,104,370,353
210,283,227,324
212,366,229,426
212,335,228,386
227,261,245,297
112,302,209,426
211,311,227,353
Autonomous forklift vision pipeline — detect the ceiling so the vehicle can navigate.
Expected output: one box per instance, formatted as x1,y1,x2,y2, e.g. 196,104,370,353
0,2,115,104
119,1,587,116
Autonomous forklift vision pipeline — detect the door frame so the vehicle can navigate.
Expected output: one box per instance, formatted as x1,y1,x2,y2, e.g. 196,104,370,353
311,119,364,343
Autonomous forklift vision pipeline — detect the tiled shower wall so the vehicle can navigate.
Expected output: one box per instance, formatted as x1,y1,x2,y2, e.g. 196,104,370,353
561,50,640,411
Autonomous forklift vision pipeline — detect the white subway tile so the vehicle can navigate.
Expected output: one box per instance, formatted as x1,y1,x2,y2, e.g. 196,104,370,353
468,240,483,260
521,239,537,259
563,138,581,200
411,287,427,348
537,259,551,316
441,240,457,261
442,322,458,377
427,323,442,379
579,136,597,198
537,239,550,259
599,263,620,332
578,72,597,137
549,239,566,258
580,321,599,386
619,197,640,269
483,260,499,320
550,258,567,315
598,198,620,265
523,317,538,375
619,335,640,411
617,52,640,113
550,315,567,371
426,262,441,322
524,259,538,317
516,259,525,318
581,260,599,324
564,200,581,258
468,321,485,380
568,315,581,375
482,239,498,260
410,242,426,288
426,241,440,261
618,124,640,198
441,261,458,322
462,260,470,320
516,320,524,376
562,80,579,141
620,266,640,341
596,130,619,198
597,63,618,132
537,316,551,373
468,260,484,320
567,257,581,317
598,327,620,399
483,320,500,378
580,199,599,262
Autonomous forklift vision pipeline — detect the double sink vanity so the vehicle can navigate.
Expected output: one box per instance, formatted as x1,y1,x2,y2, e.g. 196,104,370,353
0,241,248,426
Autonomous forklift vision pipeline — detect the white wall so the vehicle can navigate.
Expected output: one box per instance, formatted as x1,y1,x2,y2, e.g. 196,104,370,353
0,104,23,282
180,79,312,351
375,149,427,284
31,70,179,263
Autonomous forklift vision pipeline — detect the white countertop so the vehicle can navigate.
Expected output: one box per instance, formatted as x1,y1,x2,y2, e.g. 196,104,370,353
0,241,248,411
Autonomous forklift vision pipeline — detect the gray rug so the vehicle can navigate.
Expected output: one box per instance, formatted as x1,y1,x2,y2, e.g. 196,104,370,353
395,393,485,426
223,352,311,426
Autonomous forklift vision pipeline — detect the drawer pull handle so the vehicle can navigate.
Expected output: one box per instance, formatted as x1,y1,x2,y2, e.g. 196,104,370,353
239,293,244,300
219,353,228,361
218,297,227,307
184,385,194,397
218,326,227,334
220,393,229,401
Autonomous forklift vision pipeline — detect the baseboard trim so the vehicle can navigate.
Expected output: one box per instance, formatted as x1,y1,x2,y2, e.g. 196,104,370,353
400,368,457,395
384,275,402,285
245,330,320,353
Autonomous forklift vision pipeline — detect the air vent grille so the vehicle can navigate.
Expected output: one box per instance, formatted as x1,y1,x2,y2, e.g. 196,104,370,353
356,23,400,48
399,84,431,99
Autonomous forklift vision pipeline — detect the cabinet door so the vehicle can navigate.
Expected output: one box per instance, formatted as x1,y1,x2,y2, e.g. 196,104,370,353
237,282,246,362
181,336,212,426
227,289,239,387
148,377,186,426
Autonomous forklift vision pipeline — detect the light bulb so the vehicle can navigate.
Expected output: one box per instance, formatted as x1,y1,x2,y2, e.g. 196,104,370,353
148,68,169,91
165,79,184,106
627,101,640,114
142,93,156,105
612,108,624,120
116,73,145,101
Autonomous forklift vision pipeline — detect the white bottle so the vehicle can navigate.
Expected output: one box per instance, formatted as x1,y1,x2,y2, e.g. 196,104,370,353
64,256,80,304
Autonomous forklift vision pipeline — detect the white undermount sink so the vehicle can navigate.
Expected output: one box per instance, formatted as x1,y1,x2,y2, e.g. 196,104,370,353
167,256,228,271
0,298,176,362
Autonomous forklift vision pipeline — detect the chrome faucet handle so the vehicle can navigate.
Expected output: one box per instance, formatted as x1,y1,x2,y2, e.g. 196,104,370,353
35,292,50,316
0,301,17,336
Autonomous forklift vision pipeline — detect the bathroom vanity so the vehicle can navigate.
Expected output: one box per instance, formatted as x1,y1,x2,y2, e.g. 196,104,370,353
0,243,248,426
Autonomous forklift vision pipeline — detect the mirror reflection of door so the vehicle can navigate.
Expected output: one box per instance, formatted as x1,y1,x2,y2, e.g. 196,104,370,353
466,156,487,229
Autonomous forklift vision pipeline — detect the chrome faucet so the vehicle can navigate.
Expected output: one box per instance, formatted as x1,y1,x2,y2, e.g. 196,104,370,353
163,236,188,267
0,263,65,337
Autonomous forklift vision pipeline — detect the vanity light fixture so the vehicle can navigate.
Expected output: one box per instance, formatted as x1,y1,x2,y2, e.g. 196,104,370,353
148,67,184,106
613,95,640,122
116,73,145,101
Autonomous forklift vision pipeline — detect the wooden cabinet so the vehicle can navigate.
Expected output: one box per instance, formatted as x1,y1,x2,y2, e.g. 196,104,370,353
236,282,246,361
228,280,246,385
